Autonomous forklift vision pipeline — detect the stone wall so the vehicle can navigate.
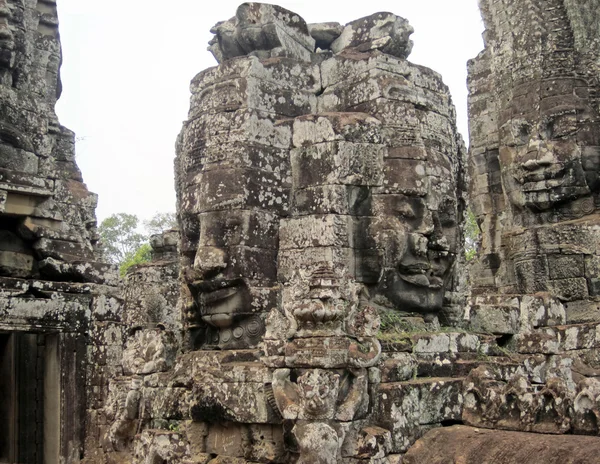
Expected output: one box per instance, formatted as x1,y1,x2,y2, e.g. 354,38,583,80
91,4,472,463
0,1,120,462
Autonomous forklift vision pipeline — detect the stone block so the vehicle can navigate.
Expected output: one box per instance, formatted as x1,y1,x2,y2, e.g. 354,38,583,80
208,3,316,63
38,258,119,285
206,423,248,457
548,277,589,301
189,75,316,119
376,159,429,196
331,13,413,59
548,254,585,280
182,421,209,456
412,333,451,353
278,247,354,282
375,378,463,452
309,22,343,49
189,380,271,424
284,336,380,369
380,352,416,383
142,387,191,420
182,168,289,214
513,256,550,294
0,249,34,277
247,425,285,462
292,113,383,147
279,214,354,249
181,109,292,151
122,329,177,376
515,330,561,355
134,429,189,462
565,300,600,323
192,56,320,94
321,75,450,121
587,278,600,297
198,210,280,250
402,426,600,464
522,295,566,329
33,236,94,262
291,184,371,216
417,355,483,379
291,141,384,188
342,424,391,459
181,142,290,179
469,301,520,335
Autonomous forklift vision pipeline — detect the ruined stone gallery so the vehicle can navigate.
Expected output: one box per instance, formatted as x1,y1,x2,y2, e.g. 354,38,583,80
1,1,600,463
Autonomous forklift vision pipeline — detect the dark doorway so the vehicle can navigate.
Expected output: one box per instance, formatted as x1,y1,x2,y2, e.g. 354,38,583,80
0,332,59,464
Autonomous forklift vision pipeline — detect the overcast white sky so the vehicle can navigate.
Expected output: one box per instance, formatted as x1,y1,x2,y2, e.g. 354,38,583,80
54,0,484,223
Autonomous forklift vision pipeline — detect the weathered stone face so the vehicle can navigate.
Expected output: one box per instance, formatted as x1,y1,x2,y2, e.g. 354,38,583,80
468,0,600,301
180,162,283,349
368,161,459,315
164,5,467,463
498,77,599,216
178,11,466,349
176,59,296,350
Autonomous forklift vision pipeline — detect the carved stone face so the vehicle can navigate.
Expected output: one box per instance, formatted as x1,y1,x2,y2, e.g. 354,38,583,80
177,116,290,349
298,369,340,419
499,78,600,214
185,203,279,348
368,152,459,315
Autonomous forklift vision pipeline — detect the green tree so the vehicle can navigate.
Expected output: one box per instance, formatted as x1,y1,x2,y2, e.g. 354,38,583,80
144,212,177,235
98,213,147,265
119,243,152,276
99,212,178,277
465,209,480,261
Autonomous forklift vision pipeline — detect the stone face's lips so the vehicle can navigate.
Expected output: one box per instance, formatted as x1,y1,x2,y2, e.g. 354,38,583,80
428,275,443,288
518,165,565,183
398,263,444,288
399,263,429,273
201,286,239,305
521,178,566,191
192,278,242,293
399,272,430,287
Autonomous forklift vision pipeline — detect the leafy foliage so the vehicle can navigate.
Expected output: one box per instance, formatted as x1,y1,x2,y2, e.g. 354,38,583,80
464,209,481,261
144,212,177,235
98,213,147,265
99,211,177,276
119,243,152,277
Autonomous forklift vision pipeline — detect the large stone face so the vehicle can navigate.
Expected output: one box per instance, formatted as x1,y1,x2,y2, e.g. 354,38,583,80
461,0,600,448
177,26,467,352
93,2,600,463
468,0,600,305
167,3,465,464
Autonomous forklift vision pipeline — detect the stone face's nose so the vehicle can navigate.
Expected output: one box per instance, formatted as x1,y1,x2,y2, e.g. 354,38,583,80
416,208,434,236
517,139,557,170
193,246,227,278
428,212,450,252
409,233,428,257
